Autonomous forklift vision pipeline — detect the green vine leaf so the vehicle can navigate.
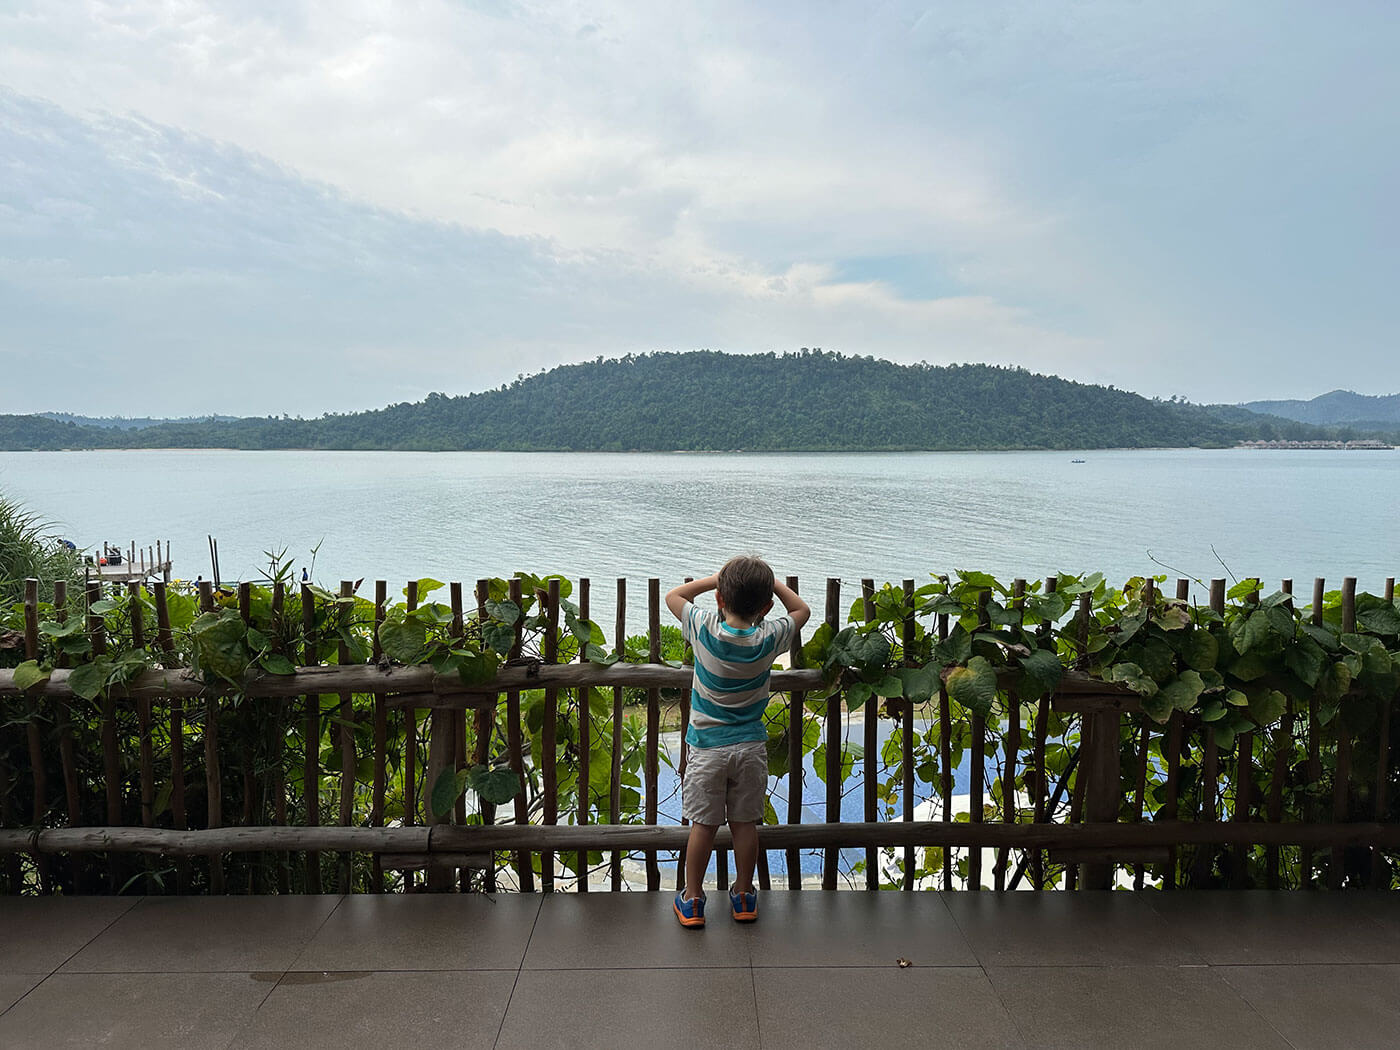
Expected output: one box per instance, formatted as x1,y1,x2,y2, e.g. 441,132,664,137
1108,662,1157,697
1017,648,1063,698
1158,669,1205,712
13,660,51,692
68,658,111,701
1180,630,1218,672
945,656,996,717
378,619,428,664
466,763,522,805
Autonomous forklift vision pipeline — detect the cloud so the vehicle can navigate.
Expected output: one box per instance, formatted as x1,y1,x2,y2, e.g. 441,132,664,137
1,1,1397,411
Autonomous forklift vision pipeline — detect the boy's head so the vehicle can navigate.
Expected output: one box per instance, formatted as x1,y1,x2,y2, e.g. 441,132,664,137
717,555,775,622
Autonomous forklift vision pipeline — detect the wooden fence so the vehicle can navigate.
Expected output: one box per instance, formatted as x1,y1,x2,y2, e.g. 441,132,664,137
1,573,1396,895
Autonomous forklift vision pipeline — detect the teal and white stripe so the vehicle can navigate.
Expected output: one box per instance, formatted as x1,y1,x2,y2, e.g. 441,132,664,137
682,601,795,749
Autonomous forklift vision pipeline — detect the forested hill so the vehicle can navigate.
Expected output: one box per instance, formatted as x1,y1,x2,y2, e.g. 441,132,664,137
1242,390,1400,429
1,351,1329,452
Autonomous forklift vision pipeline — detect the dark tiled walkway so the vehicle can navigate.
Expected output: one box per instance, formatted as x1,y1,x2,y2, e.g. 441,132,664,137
5,891,1400,1048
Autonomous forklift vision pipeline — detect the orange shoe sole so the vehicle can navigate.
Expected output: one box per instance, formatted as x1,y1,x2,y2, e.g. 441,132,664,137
674,900,705,928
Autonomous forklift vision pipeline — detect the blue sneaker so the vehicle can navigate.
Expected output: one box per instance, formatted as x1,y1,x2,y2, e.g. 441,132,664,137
674,890,705,928
729,887,758,922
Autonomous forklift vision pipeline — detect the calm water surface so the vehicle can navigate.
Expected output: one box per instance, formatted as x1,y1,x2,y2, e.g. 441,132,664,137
1,448,1396,595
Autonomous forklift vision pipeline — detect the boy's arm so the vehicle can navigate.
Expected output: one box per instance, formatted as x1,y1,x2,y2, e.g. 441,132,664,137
771,577,811,632
664,573,718,621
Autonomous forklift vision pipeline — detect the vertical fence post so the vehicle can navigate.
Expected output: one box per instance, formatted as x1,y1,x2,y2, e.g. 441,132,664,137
1186,579,1226,888
1267,579,1292,890
1031,576,1056,890
577,578,591,893
995,580,1025,892
937,585,953,892
301,582,321,894
645,579,661,891
1078,588,1118,892
901,579,916,891
969,589,989,892
473,580,497,894
154,581,185,892
127,582,154,834
1330,578,1356,889
270,581,289,895
424,578,458,893
609,578,625,891
505,577,533,891
22,579,52,892
861,579,878,890
822,578,841,890
540,579,560,893
370,581,387,893
198,580,225,894
786,576,805,890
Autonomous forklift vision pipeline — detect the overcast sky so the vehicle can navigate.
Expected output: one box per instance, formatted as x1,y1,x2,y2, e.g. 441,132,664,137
2,1,1396,417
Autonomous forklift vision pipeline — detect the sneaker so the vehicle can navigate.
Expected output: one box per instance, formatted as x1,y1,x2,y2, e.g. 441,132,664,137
674,890,705,928
729,887,758,922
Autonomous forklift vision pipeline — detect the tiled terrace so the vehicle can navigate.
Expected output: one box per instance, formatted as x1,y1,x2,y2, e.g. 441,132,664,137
4,890,1400,1049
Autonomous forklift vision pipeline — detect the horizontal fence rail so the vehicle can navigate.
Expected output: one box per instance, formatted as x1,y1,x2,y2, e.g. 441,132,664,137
2,571,1397,896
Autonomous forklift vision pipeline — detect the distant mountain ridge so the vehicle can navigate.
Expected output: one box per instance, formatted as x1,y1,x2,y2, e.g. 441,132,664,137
1241,390,1400,428
0,350,1348,451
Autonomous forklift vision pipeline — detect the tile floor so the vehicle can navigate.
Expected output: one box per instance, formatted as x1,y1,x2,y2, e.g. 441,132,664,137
4,890,1400,1049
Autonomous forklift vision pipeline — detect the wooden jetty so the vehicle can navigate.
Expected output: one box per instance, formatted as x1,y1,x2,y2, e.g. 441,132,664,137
88,539,172,584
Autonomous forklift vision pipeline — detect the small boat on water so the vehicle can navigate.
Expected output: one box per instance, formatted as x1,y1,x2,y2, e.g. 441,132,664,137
1070,458,1086,464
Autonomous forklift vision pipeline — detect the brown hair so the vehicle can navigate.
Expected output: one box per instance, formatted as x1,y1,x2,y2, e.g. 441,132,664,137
717,555,775,621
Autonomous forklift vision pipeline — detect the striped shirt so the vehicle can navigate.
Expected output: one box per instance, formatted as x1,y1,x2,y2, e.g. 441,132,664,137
680,600,796,749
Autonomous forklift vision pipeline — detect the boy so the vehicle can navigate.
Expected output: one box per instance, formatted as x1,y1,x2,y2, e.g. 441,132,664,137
665,556,810,928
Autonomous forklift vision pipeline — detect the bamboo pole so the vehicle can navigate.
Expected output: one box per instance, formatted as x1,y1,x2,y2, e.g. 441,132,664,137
577,577,590,893
1266,579,1293,890
197,581,224,893
22,580,52,892
1187,579,1226,888
969,589,989,891
505,577,533,891
1330,577,1357,889
127,582,154,831
1304,577,1325,887
271,581,289,895
785,577,806,889
337,581,358,892
52,580,80,833
861,579,878,891
11,819,1400,859
541,578,560,893
822,577,841,890
1030,576,1056,889
645,578,661,891
901,579,915,891
995,579,1026,893
450,582,468,892
154,581,185,892
369,580,387,893
238,584,256,890
402,580,419,892
610,578,625,892
473,580,496,894
301,582,321,894
938,590,952,892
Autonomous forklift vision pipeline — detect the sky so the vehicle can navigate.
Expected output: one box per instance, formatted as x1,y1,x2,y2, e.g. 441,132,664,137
1,1,1397,417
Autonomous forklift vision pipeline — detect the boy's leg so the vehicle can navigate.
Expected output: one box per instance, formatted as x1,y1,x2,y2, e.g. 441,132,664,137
728,821,758,894
684,822,718,901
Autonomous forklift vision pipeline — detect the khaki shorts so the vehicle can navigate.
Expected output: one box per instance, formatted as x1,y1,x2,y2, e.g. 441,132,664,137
682,740,768,826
